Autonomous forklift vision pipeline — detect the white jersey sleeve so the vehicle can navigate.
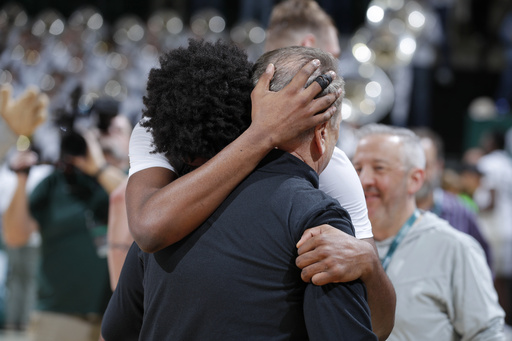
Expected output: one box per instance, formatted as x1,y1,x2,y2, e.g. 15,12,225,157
128,121,175,177
319,147,373,239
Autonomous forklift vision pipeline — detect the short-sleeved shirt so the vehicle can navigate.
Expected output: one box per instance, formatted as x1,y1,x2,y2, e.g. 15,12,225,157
30,169,112,314
128,122,373,239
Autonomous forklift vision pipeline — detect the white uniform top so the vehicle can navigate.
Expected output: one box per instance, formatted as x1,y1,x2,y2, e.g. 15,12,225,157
476,150,512,276
128,122,373,239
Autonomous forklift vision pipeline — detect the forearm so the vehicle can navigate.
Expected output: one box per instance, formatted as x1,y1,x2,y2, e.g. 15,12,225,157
361,238,396,341
2,175,38,246
95,165,127,194
129,125,274,252
107,180,133,290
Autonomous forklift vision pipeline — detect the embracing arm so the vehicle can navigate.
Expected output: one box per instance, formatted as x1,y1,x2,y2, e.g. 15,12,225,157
128,60,341,252
296,226,396,341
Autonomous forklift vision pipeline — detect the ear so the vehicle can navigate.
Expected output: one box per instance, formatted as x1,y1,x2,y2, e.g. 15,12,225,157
301,33,317,48
313,121,329,157
408,168,425,195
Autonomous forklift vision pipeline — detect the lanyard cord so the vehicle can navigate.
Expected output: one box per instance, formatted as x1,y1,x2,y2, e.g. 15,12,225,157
380,209,421,271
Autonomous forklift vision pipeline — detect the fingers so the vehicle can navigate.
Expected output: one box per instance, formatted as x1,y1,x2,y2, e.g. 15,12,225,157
313,74,333,91
296,227,318,249
285,59,321,93
300,261,338,286
296,224,334,252
17,87,38,109
309,272,331,286
0,84,12,117
296,247,321,269
252,63,275,98
34,93,49,126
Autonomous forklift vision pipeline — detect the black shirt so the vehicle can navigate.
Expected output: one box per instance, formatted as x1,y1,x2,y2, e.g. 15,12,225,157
102,150,376,340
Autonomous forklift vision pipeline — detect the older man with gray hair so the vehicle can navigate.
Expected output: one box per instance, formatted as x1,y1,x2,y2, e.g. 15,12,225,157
352,123,505,340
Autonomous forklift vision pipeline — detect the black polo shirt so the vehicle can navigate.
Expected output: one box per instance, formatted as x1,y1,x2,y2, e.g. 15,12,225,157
102,150,375,341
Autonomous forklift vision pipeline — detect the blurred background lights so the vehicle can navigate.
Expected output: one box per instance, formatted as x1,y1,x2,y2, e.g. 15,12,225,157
353,43,372,63
367,5,384,24
49,18,64,35
32,19,45,36
341,100,353,120
0,70,13,84
40,74,55,91
191,18,208,35
127,24,144,41
408,10,425,29
365,81,382,98
399,36,416,55
167,17,183,34
248,26,265,44
209,15,225,33
16,135,31,151
87,13,103,30
105,80,122,97
360,98,376,115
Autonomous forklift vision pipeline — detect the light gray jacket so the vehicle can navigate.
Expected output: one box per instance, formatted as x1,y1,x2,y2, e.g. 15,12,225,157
376,211,505,340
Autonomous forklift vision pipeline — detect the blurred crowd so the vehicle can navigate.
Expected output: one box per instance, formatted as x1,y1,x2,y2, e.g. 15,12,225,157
0,0,512,339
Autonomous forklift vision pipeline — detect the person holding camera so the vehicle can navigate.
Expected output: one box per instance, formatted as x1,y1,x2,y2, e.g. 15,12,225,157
2,114,126,341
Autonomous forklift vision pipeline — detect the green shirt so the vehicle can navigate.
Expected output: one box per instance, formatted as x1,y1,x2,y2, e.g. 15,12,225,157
30,168,111,315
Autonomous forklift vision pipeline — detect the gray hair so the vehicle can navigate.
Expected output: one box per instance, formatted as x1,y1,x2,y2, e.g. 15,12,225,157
252,46,345,127
357,123,426,170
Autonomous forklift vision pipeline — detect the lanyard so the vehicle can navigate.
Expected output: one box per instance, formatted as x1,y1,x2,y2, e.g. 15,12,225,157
380,209,420,271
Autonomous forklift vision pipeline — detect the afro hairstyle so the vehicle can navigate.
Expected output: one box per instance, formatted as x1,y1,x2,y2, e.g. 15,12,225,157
141,39,253,175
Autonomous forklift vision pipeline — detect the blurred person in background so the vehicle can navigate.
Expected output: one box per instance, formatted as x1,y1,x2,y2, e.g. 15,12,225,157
353,123,505,340
264,0,341,59
1,89,127,341
413,127,492,266
0,83,48,333
474,130,512,327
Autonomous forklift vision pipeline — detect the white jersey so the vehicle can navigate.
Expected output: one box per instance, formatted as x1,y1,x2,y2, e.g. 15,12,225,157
129,122,373,239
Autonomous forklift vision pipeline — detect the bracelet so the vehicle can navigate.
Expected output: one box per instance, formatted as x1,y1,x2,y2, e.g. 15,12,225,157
93,164,108,179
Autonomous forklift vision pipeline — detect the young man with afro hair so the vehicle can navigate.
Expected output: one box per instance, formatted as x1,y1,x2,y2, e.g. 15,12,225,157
140,39,254,176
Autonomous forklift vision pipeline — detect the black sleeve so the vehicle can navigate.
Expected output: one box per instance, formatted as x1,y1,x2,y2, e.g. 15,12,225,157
302,204,377,341
101,242,145,341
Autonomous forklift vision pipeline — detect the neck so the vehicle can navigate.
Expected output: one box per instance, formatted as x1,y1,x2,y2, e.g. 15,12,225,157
289,148,321,174
372,201,418,241
416,191,434,211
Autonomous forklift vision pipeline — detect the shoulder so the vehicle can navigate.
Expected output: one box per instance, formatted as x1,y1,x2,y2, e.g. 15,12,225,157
418,212,482,253
272,177,354,236
128,120,175,176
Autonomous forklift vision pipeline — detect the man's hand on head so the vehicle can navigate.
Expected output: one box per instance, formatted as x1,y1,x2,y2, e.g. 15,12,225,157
250,60,341,150
296,224,378,285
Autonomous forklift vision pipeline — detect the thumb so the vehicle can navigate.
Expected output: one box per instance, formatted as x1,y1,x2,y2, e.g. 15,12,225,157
296,225,326,248
0,84,12,118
